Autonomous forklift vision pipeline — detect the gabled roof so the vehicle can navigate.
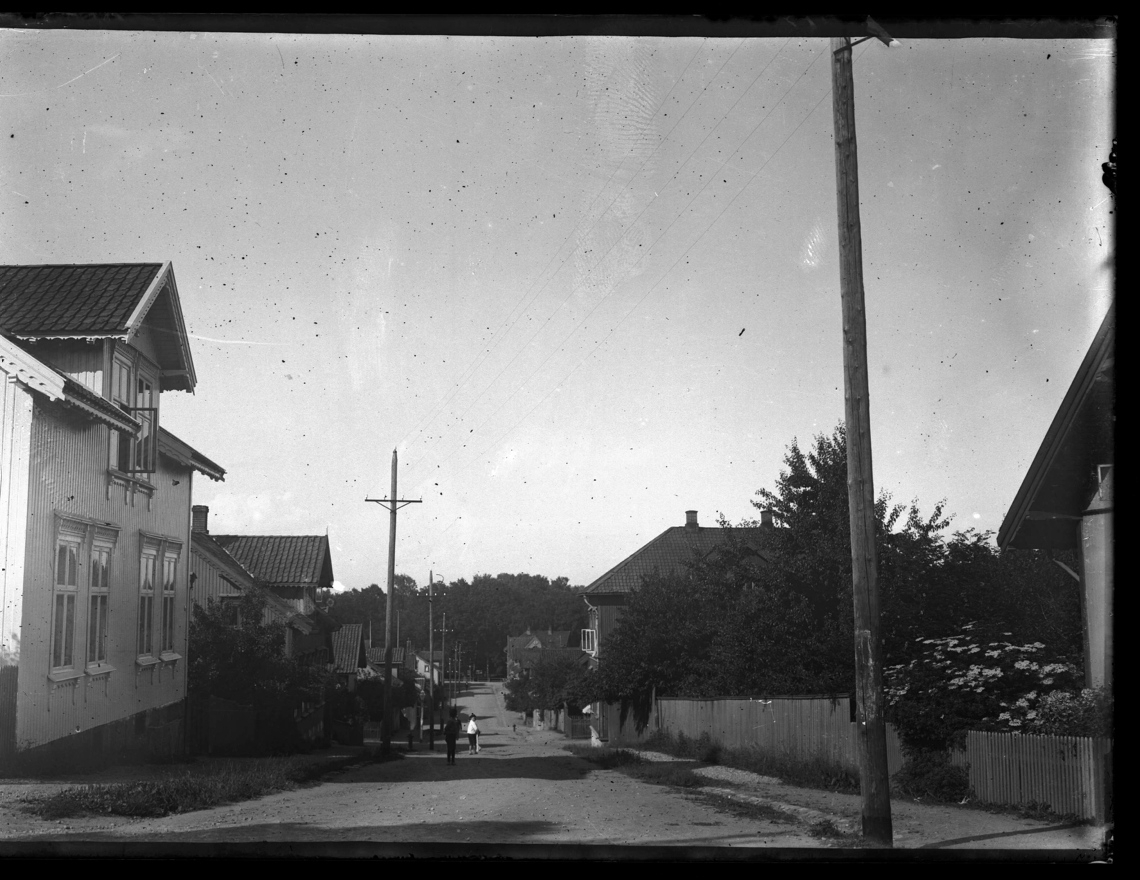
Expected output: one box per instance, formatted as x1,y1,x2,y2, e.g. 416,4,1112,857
366,646,406,666
210,535,335,589
998,303,1115,551
0,262,197,391
332,623,367,674
583,515,772,596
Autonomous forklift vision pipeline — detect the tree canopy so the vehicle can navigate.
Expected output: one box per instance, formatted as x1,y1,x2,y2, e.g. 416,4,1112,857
327,572,587,679
595,424,1083,738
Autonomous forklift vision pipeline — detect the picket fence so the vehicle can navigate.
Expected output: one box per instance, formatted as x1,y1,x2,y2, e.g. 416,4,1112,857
605,695,1110,821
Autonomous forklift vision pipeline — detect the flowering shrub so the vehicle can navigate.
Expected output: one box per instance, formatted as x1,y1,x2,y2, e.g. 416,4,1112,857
885,622,1082,750
1029,687,1113,738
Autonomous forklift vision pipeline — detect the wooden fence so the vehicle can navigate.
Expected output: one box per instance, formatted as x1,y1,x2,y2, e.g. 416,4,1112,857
603,695,1110,821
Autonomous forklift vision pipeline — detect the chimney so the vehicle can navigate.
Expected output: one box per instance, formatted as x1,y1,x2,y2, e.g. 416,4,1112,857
192,505,209,534
685,510,699,528
761,509,774,527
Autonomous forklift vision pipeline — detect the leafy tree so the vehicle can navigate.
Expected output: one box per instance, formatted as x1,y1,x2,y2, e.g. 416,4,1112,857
595,423,1083,738
188,591,331,713
505,650,594,714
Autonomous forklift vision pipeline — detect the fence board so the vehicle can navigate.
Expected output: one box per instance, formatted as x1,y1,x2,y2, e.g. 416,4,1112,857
605,696,1110,821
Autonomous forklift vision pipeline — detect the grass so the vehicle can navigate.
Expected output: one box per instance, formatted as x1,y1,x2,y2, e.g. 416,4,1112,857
22,750,393,820
639,729,860,794
567,745,705,789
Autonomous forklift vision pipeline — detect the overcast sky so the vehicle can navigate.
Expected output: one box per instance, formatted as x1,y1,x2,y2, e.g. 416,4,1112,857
1,22,1114,592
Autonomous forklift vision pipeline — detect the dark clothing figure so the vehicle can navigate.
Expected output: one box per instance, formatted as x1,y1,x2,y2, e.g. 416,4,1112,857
444,714,461,765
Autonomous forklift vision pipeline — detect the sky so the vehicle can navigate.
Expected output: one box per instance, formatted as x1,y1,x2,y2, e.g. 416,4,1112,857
1,21,1115,593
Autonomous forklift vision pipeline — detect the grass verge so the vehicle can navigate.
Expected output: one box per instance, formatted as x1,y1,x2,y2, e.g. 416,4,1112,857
639,729,859,794
566,745,705,789
22,750,394,820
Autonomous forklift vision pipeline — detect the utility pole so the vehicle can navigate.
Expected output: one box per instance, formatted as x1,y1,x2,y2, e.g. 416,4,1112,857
366,449,421,756
831,23,898,847
441,612,448,712
427,570,442,749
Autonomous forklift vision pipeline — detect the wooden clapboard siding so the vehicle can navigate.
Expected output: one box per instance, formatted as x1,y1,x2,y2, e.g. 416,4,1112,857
16,403,193,753
19,341,104,395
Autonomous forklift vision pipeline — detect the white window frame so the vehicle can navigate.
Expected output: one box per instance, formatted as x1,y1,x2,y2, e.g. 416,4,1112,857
85,526,119,672
160,547,182,660
110,350,159,477
49,521,85,681
581,628,597,656
138,539,159,661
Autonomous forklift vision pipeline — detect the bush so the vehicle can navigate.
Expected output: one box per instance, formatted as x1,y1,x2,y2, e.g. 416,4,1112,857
1029,687,1112,738
894,748,970,803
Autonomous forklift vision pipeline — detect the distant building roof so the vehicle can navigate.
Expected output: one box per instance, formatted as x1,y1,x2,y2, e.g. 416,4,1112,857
0,262,196,391
998,303,1115,551
332,623,366,674
211,535,334,589
583,511,772,596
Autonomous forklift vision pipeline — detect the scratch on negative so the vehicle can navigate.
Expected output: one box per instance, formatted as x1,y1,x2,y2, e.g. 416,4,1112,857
187,333,287,346
0,53,120,98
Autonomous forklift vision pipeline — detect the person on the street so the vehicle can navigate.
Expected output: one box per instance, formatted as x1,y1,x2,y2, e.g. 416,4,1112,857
467,714,480,754
444,708,460,765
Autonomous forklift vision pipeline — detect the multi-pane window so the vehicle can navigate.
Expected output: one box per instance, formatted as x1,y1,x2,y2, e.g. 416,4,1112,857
138,548,157,657
52,538,80,672
161,553,177,654
110,352,159,475
87,545,111,666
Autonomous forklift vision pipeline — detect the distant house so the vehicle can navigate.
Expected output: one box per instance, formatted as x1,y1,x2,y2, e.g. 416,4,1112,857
207,530,335,616
0,262,223,767
506,627,576,680
581,509,773,742
998,302,1114,691
415,650,443,686
188,506,330,663
331,623,367,691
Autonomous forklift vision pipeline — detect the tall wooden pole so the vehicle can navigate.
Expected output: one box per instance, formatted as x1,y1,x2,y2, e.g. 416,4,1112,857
382,450,398,755
428,570,435,749
831,35,893,846
366,451,420,756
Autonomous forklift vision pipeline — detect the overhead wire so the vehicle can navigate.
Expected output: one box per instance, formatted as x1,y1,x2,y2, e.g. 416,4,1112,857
405,39,793,476
457,41,855,473
395,38,718,457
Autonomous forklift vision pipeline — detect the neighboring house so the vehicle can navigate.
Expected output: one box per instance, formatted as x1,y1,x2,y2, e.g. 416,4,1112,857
581,509,773,742
415,650,443,686
997,301,1113,826
998,302,1114,691
0,262,224,767
188,506,328,663
506,628,576,680
331,622,367,691
207,528,335,616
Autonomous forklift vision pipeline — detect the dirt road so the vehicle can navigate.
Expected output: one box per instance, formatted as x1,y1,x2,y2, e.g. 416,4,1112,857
0,682,820,850
0,682,1111,858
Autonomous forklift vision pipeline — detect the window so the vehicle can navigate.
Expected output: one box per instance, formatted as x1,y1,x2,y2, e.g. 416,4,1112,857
581,628,597,655
138,546,157,657
52,536,81,673
161,552,178,655
87,546,110,666
110,352,159,476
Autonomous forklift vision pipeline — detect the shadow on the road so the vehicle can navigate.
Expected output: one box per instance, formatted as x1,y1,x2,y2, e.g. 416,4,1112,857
338,751,592,783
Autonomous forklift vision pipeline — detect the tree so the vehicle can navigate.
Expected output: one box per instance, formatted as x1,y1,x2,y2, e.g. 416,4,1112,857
505,650,593,714
188,591,331,716
595,423,1083,737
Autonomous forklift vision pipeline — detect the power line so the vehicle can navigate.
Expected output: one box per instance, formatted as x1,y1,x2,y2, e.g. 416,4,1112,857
458,44,849,473
399,40,760,468
405,40,795,475
395,39,716,456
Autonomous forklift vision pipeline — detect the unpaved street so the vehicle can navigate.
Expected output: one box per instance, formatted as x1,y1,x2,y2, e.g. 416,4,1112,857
0,682,1110,856
0,682,820,849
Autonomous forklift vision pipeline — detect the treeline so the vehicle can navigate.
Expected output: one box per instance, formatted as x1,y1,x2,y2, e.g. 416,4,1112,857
327,572,587,678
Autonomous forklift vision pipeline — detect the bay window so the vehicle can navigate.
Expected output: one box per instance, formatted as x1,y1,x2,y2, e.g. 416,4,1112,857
110,352,159,476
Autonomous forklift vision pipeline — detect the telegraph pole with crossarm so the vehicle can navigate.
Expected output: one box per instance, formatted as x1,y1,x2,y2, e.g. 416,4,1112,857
366,449,421,756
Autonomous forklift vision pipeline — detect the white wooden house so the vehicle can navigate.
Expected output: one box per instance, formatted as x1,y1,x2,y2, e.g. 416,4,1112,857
0,263,223,767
